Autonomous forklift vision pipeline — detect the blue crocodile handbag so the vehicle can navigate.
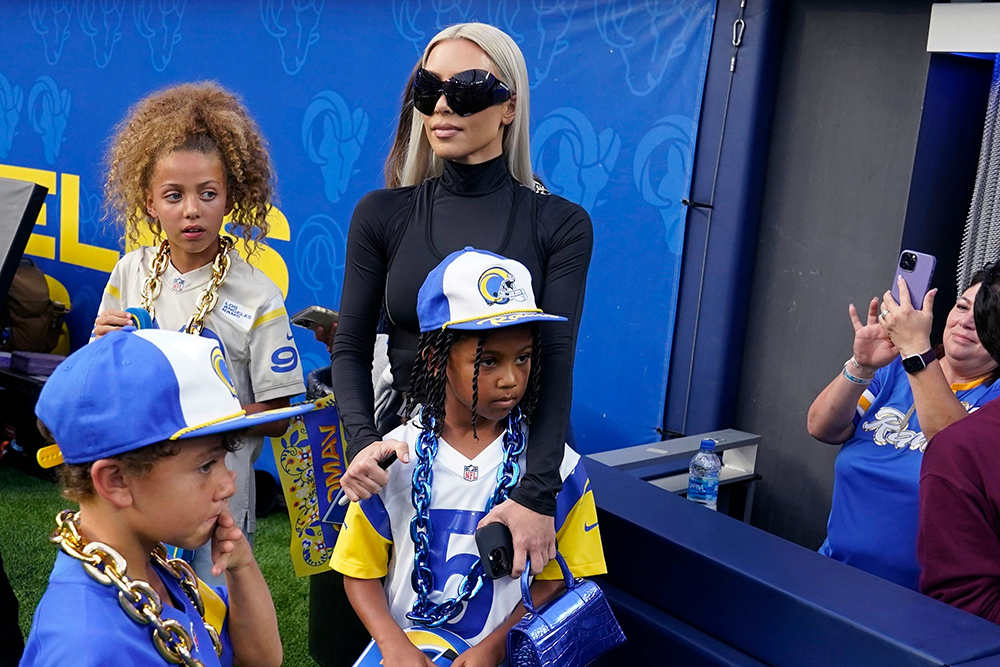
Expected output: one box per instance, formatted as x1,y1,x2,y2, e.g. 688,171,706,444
506,553,625,667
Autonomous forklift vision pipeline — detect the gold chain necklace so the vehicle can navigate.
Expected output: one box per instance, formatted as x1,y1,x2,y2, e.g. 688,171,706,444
139,236,236,336
51,510,224,666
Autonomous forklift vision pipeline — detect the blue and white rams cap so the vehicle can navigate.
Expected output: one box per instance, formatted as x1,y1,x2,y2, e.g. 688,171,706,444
35,329,315,468
417,247,567,332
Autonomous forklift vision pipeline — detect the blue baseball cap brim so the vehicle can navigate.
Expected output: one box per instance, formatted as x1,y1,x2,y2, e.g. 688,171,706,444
175,400,321,438
444,310,568,331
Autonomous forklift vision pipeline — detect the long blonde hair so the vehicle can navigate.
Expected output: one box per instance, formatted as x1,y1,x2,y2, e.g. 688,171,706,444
399,23,533,187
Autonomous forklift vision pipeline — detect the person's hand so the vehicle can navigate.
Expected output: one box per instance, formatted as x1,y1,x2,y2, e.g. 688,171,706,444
849,297,899,374
881,278,936,358
211,506,252,577
340,439,410,502
380,638,437,667
314,321,339,353
450,642,503,667
93,309,132,339
477,498,556,577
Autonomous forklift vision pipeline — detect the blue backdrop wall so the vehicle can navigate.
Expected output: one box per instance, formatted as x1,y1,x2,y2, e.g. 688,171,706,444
0,0,715,454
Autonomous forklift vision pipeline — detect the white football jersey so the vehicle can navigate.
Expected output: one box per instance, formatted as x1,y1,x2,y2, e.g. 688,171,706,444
332,420,606,646
98,246,305,534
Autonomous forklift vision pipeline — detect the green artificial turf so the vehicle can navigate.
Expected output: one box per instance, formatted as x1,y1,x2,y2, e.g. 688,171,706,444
0,465,316,666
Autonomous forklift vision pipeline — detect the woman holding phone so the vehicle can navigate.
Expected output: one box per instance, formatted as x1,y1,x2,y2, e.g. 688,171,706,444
807,267,1000,589
330,23,592,577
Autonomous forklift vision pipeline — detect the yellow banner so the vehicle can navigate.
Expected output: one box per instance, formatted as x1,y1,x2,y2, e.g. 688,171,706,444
270,395,346,577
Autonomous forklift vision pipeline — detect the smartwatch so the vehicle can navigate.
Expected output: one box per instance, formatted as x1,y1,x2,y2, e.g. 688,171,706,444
902,348,937,374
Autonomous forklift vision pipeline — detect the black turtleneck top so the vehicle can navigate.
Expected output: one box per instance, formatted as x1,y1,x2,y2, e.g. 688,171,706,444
331,156,593,515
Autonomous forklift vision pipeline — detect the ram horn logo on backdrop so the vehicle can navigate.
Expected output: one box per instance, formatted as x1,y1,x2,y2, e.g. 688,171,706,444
531,108,620,213
0,75,23,160
79,183,112,250
295,214,348,306
29,0,73,66
495,0,579,87
79,0,126,69
133,0,185,72
392,0,424,53
634,115,696,255
260,0,324,75
29,76,71,166
595,0,713,97
393,0,477,53
393,0,576,86
302,91,368,204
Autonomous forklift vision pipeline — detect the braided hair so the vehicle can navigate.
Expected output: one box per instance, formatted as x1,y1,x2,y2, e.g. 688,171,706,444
404,328,453,437
403,325,543,441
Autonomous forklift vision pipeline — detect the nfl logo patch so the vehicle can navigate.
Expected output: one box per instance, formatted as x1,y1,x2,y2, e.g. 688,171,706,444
170,276,185,293
463,465,478,482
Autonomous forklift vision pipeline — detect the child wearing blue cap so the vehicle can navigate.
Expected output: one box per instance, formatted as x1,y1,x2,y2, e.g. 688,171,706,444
20,329,313,667
331,248,606,667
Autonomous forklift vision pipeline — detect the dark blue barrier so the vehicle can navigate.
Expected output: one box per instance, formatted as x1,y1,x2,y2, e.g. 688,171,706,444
588,459,1000,667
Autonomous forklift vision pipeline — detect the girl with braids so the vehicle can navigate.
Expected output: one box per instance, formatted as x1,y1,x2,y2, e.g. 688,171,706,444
92,82,305,584
332,249,605,667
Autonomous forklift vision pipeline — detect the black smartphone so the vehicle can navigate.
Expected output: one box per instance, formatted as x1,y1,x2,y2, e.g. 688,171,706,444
290,305,340,332
475,523,514,580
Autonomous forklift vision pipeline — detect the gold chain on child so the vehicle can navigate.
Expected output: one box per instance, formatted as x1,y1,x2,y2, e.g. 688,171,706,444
139,236,235,335
50,510,224,666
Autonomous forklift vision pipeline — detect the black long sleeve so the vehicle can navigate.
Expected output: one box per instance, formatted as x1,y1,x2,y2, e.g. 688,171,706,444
332,188,412,460
510,197,592,515
332,157,593,515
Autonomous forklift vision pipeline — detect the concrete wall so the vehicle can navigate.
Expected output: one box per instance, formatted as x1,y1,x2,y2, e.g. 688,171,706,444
737,0,937,547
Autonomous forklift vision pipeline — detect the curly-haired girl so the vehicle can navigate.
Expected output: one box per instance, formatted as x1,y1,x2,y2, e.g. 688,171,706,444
92,81,305,584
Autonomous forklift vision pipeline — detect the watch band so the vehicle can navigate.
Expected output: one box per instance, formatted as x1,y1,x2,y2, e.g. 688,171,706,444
902,348,937,374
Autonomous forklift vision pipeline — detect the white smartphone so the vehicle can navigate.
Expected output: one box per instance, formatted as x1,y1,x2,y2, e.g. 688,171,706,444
290,305,340,332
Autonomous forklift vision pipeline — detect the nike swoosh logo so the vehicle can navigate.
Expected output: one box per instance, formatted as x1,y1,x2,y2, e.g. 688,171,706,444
584,522,598,532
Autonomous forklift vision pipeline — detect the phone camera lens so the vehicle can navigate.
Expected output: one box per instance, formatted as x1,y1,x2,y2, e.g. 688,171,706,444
900,253,917,272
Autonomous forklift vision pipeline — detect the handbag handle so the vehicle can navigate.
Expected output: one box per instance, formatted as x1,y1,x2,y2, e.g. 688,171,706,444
520,552,576,614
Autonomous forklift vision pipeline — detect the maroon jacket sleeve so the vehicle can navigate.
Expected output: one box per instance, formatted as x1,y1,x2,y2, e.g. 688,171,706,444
918,410,1000,623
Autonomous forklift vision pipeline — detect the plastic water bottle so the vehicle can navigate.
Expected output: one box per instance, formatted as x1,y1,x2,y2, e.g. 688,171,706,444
688,439,721,510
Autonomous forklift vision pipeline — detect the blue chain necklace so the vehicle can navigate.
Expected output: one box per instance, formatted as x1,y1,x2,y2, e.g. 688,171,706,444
406,406,527,628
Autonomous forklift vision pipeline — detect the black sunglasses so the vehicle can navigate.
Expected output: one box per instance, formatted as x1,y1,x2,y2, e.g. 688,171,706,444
412,68,512,117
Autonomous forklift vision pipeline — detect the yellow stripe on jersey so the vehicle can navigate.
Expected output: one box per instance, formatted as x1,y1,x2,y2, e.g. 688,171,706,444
105,283,120,300
196,578,228,636
251,307,287,331
857,389,874,416
952,377,988,392
537,478,607,580
331,501,393,579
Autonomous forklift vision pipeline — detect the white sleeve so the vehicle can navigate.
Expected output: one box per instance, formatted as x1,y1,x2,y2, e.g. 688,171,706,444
247,292,306,402
90,260,125,342
98,260,124,312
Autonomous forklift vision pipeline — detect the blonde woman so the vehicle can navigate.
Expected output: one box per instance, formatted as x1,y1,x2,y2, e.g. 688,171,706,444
331,23,593,578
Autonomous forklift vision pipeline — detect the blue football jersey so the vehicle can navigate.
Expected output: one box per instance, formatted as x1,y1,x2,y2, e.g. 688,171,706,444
22,550,233,666
332,421,607,646
820,358,1000,589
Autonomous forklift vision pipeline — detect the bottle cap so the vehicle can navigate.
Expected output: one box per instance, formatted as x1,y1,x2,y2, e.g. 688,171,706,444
699,438,716,451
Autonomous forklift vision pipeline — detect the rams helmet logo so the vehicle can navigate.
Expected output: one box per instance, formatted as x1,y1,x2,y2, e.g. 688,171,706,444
478,267,526,306
211,347,238,398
